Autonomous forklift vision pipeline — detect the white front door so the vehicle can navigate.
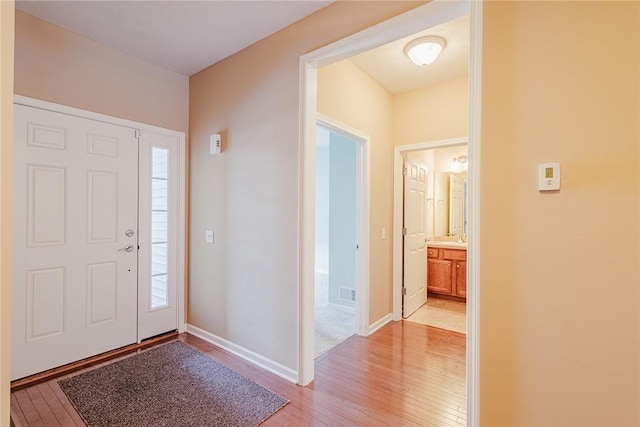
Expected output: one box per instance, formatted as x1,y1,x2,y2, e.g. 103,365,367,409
403,160,428,318
11,105,139,380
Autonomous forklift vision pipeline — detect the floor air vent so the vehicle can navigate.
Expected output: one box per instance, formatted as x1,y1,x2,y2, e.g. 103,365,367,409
340,287,356,302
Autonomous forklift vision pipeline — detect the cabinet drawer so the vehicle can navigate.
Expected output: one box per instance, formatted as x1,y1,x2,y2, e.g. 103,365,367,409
427,248,439,258
442,249,466,261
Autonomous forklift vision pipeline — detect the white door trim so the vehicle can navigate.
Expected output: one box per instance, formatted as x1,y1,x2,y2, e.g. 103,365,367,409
13,95,187,336
467,2,483,421
316,113,370,337
298,1,481,425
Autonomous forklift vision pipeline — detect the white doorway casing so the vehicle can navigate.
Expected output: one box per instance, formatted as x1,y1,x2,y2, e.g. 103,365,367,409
298,0,481,425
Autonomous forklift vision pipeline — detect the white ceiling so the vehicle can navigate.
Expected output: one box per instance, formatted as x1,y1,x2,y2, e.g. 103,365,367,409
16,2,468,93
349,14,469,95
15,0,333,76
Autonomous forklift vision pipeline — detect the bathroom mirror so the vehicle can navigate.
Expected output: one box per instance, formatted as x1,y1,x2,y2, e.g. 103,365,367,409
433,171,467,237
449,173,467,236
406,144,467,240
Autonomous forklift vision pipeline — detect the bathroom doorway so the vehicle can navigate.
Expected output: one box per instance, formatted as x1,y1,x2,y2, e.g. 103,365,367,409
401,143,468,334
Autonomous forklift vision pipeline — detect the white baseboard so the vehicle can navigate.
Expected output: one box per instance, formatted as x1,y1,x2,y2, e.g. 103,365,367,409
368,313,393,335
186,324,298,384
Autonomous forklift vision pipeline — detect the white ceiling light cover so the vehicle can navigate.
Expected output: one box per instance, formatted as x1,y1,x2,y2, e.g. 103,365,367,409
404,36,446,67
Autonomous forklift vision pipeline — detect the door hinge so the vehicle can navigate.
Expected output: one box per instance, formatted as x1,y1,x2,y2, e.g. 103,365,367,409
402,287,407,296
403,167,408,176
402,227,407,236
134,129,141,139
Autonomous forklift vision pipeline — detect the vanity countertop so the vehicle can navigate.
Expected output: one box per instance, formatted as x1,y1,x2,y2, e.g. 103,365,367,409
427,241,467,249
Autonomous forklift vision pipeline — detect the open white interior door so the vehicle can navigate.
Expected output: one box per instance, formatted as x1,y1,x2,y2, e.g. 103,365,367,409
403,160,428,318
11,105,139,380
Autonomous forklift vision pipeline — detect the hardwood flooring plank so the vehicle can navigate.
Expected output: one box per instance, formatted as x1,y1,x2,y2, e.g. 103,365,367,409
36,383,77,427
50,382,86,427
13,390,41,424
10,394,29,427
26,387,61,427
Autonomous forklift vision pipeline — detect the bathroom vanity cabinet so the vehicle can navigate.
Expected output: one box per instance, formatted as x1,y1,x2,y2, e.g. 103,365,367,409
426,246,466,300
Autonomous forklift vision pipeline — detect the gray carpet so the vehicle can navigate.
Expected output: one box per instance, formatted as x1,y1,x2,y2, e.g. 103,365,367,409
58,341,288,427
314,272,355,357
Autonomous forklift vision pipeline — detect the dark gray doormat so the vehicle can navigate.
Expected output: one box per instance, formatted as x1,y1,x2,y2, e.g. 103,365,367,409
58,341,288,427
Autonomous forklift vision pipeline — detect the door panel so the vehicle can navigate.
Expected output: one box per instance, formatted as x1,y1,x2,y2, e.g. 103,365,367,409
137,133,179,340
12,104,139,380
403,161,428,317
26,267,65,341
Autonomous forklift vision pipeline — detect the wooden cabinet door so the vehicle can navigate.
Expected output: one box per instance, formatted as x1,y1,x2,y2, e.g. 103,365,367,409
427,259,452,295
454,261,467,297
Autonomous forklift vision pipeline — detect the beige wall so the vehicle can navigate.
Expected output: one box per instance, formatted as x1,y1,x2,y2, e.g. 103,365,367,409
0,2,14,425
434,145,467,173
188,1,424,371
14,11,189,132
317,60,394,324
481,1,639,425
393,77,468,146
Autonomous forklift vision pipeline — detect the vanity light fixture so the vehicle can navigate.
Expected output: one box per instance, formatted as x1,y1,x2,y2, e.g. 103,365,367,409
451,155,468,173
404,36,446,67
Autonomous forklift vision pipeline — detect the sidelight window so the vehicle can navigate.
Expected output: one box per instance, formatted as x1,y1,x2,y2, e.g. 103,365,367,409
150,147,169,309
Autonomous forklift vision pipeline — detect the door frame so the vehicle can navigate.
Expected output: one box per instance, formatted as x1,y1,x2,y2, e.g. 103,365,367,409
316,113,370,337
298,0,482,424
13,95,187,338
393,136,467,319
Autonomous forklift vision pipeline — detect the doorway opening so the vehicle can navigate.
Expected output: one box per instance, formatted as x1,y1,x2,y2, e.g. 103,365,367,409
401,142,468,335
300,4,481,422
314,117,370,358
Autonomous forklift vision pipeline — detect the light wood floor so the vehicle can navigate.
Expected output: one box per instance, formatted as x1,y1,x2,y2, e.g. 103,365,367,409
11,321,466,426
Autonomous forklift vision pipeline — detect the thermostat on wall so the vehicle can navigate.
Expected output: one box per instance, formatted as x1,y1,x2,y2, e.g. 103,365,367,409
538,163,560,191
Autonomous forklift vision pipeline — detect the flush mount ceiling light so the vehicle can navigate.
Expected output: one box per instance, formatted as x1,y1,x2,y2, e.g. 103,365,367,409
404,36,446,67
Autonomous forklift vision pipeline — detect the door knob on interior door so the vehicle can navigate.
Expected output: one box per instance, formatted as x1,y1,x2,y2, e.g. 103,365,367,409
118,245,135,252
